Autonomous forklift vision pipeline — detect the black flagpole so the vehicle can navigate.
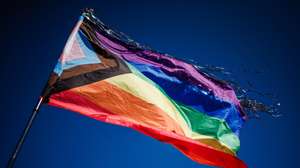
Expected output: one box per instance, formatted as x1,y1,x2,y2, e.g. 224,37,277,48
6,9,94,168
6,97,44,168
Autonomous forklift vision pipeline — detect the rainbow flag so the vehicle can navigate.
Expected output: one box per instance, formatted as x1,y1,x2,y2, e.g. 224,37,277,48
42,11,247,167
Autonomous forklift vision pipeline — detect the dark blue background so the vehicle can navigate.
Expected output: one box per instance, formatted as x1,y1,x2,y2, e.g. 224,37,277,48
1,0,298,167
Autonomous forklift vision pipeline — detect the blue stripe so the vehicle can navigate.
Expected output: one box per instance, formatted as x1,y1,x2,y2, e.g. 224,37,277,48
127,61,244,135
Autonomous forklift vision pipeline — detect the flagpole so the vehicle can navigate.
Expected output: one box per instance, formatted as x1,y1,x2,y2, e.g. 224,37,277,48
6,96,44,168
6,9,92,168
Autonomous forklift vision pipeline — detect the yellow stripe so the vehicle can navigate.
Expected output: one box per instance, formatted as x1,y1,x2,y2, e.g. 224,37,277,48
105,73,235,155
106,73,189,132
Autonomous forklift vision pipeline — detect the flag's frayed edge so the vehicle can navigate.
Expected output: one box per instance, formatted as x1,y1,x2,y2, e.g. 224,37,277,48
81,8,280,119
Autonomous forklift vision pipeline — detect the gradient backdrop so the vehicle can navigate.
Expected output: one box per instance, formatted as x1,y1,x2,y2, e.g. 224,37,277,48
0,0,298,167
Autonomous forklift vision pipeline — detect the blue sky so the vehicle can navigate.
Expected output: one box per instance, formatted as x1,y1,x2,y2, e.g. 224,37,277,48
0,0,298,167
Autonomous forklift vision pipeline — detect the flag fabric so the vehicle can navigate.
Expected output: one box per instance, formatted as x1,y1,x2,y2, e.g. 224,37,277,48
42,12,247,168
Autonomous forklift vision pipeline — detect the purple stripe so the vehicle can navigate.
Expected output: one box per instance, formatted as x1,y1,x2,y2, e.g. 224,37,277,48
95,31,245,118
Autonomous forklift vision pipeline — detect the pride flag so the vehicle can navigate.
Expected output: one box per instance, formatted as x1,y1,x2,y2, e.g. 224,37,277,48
42,11,247,167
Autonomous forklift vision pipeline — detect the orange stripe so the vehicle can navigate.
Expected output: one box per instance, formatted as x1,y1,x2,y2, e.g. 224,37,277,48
48,88,246,167
196,138,235,156
49,77,235,155
67,80,185,136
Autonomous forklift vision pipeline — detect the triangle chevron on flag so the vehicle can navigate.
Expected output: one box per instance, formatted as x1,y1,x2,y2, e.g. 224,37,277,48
41,9,247,168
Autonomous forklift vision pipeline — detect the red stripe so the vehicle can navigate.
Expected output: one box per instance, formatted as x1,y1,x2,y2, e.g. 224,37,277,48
48,90,247,168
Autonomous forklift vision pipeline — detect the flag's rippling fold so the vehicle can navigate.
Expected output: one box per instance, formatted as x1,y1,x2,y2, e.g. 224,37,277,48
42,11,247,168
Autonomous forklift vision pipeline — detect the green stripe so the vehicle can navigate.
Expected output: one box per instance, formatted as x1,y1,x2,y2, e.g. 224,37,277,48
174,102,240,152
126,62,240,152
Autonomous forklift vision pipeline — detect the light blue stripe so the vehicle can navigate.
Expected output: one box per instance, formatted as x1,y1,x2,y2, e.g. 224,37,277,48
54,30,101,75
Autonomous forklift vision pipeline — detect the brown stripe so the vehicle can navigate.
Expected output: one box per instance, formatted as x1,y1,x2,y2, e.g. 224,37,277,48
60,39,124,80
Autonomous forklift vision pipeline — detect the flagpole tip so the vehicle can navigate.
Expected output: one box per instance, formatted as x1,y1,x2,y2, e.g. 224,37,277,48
82,8,95,16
